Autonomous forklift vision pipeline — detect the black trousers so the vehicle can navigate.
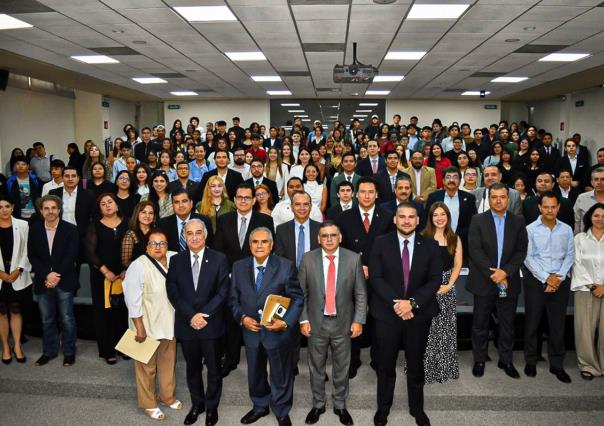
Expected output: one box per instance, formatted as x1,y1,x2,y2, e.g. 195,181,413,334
374,318,430,417
523,272,570,369
90,271,127,359
223,307,242,367
180,337,223,409
472,292,518,364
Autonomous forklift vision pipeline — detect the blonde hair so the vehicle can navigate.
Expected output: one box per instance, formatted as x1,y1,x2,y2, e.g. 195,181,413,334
199,175,229,218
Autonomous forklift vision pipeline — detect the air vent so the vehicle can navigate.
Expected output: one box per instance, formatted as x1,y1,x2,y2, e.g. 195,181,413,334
280,71,311,77
302,43,345,52
0,0,53,13
151,73,187,79
514,44,568,54
470,72,503,78
90,47,140,56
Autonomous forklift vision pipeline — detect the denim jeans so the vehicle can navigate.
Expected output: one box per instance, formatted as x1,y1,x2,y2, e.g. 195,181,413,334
37,286,77,357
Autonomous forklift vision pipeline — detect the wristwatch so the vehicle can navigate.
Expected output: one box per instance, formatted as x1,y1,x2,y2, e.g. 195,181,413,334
409,297,419,310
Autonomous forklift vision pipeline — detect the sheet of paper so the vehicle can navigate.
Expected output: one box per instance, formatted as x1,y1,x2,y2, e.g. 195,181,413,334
115,329,160,364
260,294,291,326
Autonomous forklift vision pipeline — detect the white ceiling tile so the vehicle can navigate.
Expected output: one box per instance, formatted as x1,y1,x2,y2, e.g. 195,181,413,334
518,6,589,22
10,12,74,26
119,8,184,24
291,5,350,20
232,6,291,21
63,9,131,25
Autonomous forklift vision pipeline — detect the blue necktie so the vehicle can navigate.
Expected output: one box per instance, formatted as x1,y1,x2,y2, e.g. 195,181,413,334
255,266,265,292
179,220,187,252
296,224,305,268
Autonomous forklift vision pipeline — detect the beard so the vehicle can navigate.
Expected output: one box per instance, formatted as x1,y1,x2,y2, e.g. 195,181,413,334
234,158,245,166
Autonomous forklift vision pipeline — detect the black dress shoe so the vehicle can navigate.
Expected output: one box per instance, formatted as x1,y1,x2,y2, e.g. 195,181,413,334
550,368,572,383
373,410,388,426
413,411,431,426
472,362,485,378
334,408,353,425
35,355,56,366
348,364,359,379
205,408,218,426
240,408,269,424
221,363,236,378
524,364,536,377
305,407,325,424
325,373,329,382
497,361,520,379
184,405,204,425
277,415,292,426
63,355,75,367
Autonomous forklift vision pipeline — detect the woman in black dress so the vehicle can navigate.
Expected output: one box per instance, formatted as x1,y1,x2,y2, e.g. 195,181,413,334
87,162,115,198
86,193,129,364
121,200,155,269
0,196,32,364
114,170,140,219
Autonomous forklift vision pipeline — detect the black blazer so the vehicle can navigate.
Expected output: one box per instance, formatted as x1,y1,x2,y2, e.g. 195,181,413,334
28,220,79,294
522,195,574,229
356,156,386,177
425,189,477,247
326,204,345,222
466,211,528,297
553,185,580,207
337,206,394,266
374,169,410,203
559,155,590,190
49,187,95,244
273,219,321,265
263,138,282,150
168,179,200,203
537,145,561,175
369,232,442,323
245,177,279,204
379,199,426,231
166,248,230,340
197,168,243,202
214,211,274,267
159,213,214,252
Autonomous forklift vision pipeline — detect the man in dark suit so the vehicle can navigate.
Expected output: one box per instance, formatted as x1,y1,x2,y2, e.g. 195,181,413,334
197,150,243,202
374,151,410,203
379,176,426,231
49,166,94,262
537,132,560,175
425,167,477,258
329,153,360,207
299,221,367,426
245,159,279,203
166,219,230,426
522,171,574,228
159,189,214,252
169,161,200,203
264,126,282,150
215,183,274,376
369,201,442,426
467,183,528,379
229,227,303,426
560,138,590,192
28,195,79,367
337,176,394,378
326,180,356,222
356,140,386,177
555,168,580,206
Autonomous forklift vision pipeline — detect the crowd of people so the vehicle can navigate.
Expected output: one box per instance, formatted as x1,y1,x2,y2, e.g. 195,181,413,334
0,113,603,426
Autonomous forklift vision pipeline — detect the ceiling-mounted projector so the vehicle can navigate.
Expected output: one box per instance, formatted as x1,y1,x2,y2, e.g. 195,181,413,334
333,42,378,83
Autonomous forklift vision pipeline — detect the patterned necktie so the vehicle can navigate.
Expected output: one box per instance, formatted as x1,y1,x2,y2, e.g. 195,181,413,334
192,254,200,290
325,255,336,315
363,212,370,233
255,179,260,186
347,175,352,182
255,266,265,292
371,159,377,174
179,220,187,252
296,224,305,268
238,217,247,249
402,240,410,297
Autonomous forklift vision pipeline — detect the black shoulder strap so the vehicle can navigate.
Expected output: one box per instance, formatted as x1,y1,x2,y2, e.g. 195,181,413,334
145,253,168,279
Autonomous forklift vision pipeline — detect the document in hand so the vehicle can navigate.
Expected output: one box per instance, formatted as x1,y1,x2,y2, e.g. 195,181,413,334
260,294,291,326
115,329,160,364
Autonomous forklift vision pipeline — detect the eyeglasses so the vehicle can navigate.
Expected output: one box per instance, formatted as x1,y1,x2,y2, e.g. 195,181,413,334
117,176,130,181
147,241,168,248
445,175,460,181
320,233,338,240
255,192,268,197
464,172,477,177
235,196,254,201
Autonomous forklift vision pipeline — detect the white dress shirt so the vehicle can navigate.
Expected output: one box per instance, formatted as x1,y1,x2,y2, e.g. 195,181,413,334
62,187,78,225
253,256,269,282
359,205,375,224
413,168,422,196
41,179,63,197
272,199,323,227
237,211,253,236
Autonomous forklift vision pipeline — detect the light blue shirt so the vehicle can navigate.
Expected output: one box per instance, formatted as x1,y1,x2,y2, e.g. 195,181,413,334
176,214,191,238
189,159,215,182
253,256,270,282
491,211,506,268
443,191,460,232
441,137,466,153
524,217,575,283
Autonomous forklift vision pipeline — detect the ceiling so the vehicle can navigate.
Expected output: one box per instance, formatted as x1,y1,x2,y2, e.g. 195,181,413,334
0,0,603,101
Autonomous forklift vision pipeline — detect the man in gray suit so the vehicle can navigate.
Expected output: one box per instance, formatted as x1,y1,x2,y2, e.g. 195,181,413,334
471,165,522,215
298,221,367,426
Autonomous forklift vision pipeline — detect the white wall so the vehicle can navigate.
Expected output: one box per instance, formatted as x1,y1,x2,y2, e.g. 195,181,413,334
386,99,501,129
0,85,75,167
501,101,529,124
163,99,270,130
102,96,136,141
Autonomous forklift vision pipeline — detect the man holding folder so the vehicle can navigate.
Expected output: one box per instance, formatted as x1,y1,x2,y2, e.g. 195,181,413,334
229,227,304,426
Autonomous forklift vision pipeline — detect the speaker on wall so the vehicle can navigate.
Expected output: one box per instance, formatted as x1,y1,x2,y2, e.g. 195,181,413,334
0,70,9,91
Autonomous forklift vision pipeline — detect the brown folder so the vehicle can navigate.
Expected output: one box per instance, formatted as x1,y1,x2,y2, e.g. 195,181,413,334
260,294,291,326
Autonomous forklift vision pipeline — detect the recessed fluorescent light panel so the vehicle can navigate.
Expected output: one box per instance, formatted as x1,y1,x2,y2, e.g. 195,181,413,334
461,91,491,96
366,90,390,95
0,14,33,30
133,77,167,84
301,119,311,122
170,91,198,96
538,53,590,62
281,103,300,106
353,114,368,118
288,110,305,113
225,51,266,61
385,51,427,60
373,75,405,82
359,103,378,106
71,55,119,64
251,76,282,82
173,6,236,22
296,115,309,118
491,76,529,83
356,110,372,112
408,4,470,19
267,90,291,95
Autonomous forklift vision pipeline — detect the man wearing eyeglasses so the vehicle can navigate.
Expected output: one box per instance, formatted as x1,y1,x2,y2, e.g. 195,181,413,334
215,183,274,377
298,221,367,426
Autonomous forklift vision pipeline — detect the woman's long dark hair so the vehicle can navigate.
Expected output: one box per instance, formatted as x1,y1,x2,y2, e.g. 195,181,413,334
583,202,604,233
421,201,458,256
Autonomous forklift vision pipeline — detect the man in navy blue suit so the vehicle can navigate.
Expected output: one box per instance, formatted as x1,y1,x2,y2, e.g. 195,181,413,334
166,219,230,426
229,227,303,426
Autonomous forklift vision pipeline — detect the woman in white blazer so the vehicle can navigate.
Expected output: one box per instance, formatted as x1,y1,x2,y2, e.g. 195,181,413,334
0,195,32,364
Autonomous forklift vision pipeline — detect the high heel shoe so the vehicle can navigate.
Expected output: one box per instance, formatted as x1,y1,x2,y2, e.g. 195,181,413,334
1,354,12,365
13,349,26,363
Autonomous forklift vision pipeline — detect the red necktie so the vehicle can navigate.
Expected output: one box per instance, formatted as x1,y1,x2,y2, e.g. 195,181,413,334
325,255,336,315
363,213,370,233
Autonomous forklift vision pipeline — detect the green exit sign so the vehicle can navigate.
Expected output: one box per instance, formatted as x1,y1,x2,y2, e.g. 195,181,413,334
484,104,498,110
101,101,110,108
167,104,180,110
